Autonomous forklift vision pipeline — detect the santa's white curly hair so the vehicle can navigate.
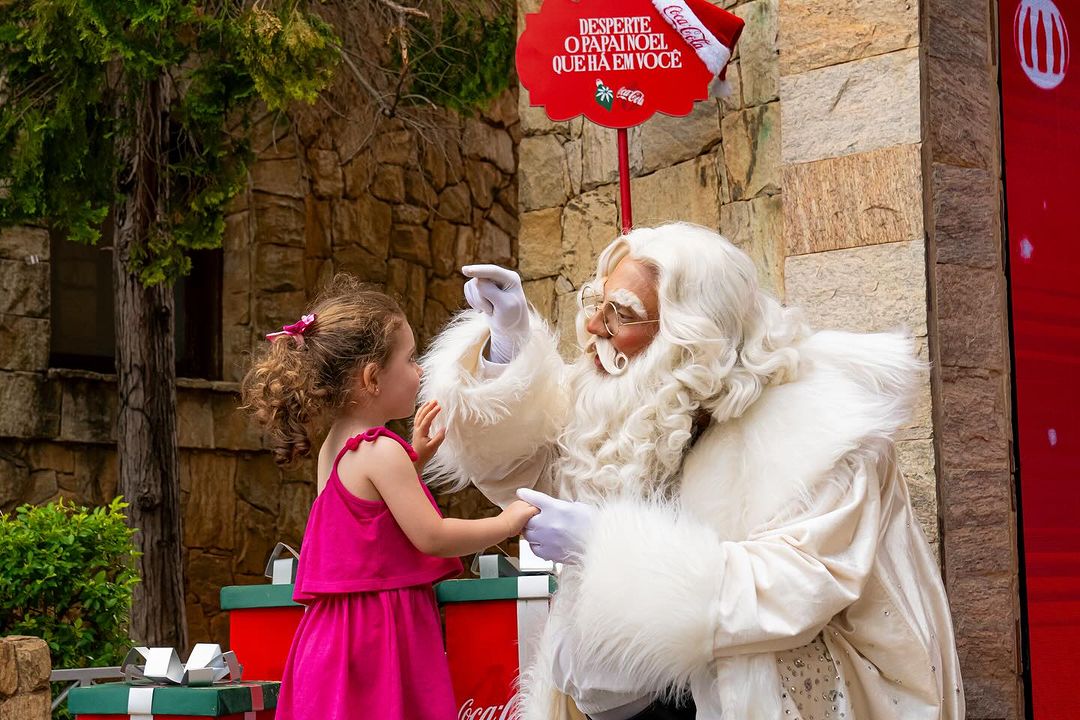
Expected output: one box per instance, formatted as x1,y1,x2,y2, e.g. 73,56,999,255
554,222,809,501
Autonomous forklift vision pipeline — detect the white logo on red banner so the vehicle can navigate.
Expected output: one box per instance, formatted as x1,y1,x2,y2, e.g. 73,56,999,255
1015,0,1070,89
458,697,518,720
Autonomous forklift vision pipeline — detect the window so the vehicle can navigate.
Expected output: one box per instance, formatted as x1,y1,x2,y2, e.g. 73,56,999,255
50,230,223,380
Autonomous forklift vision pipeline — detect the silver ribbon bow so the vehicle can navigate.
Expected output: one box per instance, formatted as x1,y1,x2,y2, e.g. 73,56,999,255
122,644,243,686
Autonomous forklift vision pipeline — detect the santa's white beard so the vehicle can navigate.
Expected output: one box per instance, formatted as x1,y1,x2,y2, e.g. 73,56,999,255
553,336,698,503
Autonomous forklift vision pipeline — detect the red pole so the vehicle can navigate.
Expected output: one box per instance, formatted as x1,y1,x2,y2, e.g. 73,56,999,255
617,128,633,234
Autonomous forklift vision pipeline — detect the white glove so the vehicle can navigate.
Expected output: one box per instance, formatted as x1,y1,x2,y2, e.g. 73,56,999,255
462,264,530,364
517,488,598,564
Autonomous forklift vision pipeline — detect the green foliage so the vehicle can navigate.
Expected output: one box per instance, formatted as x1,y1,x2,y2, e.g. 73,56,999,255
0,498,139,717
0,0,339,286
405,1,516,114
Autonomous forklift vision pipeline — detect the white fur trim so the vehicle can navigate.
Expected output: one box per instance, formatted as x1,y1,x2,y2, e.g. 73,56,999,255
652,0,732,75
419,310,568,502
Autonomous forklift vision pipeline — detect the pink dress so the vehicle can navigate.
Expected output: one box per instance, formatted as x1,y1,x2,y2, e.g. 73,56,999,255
276,427,464,720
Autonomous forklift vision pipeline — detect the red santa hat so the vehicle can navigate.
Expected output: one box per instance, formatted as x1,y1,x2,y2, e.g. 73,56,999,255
651,0,745,97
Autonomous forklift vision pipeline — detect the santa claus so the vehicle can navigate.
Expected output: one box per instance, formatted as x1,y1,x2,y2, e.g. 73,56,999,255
421,223,964,720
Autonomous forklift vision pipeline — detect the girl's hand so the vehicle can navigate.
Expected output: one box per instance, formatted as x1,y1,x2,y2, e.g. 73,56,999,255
498,499,541,537
412,400,446,471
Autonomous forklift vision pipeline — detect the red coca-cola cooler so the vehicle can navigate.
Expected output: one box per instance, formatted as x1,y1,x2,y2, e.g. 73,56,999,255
436,553,556,718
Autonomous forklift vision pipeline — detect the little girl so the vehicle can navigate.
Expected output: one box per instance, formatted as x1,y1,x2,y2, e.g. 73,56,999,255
241,274,537,720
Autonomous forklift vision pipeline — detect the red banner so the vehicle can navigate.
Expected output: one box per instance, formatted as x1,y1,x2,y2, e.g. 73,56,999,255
1001,0,1078,716
515,0,714,129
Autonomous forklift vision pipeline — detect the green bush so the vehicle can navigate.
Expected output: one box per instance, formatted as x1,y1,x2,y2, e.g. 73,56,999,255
0,497,139,715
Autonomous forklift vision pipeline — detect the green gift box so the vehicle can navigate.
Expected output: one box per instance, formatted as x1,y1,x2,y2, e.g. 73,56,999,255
69,680,279,719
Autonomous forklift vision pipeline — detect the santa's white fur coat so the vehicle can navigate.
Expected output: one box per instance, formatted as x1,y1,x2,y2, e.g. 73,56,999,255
421,312,964,720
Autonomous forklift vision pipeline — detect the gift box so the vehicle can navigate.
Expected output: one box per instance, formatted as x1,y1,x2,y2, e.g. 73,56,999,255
437,571,556,717
219,584,303,682
69,681,278,719
218,544,304,682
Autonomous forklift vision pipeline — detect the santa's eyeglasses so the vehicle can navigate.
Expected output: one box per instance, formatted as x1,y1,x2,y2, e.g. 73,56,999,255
578,287,658,337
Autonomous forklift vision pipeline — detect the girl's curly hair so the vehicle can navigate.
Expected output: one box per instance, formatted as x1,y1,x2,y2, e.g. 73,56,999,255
241,274,405,466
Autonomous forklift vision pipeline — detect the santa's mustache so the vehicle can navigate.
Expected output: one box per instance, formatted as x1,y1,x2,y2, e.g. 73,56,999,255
587,337,629,376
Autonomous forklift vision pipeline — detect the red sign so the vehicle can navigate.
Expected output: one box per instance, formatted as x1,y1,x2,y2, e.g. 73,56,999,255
1001,0,1080,717
516,0,715,129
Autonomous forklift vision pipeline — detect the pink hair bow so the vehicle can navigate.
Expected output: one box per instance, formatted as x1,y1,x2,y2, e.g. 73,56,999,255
266,313,316,346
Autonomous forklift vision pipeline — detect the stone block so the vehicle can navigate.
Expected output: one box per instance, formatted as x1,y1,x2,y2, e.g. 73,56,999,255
58,376,113,443
519,208,565,280
0,227,48,262
465,161,503,210
932,164,999,269
943,468,1013,530
73,445,118,507
252,291,308,339
210,392,262,451
428,278,466,313
719,60,744,116
342,150,375,199
784,144,924,256
518,86,572,136
332,198,392,259
278,482,315,548
463,119,515,174
234,499,279,577
0,316,48,372
638,100,722,175
928,55,996,171
371,165,406,203
721,195,785,297
420,144,449,192
895,438,938,545
523,277,558,321
453,225,478,268
374,129,417,166
386,260,426,329
561,186,619,287
0,640,15,697
0,448,30,510
0,372,59,439
631,153,723,230
0,260,48,318
721,102,781,201
0,690,50,719
176,391,215,449
393,204,431,226
935,264,1006,370
253,244,305,293
437,183,473,224
236,453,281,515
779,0,919,76
7,637,49,693
488,203,519,238
784,239,928,335
306,148,343,198
780,48,921,165
250,157,306,198
303,199,332,261
734,0,779,105
555,289,583,360
431,222,459,278
478,221,513,266
252,194,306,248
183,453,237,551
938,366,1011,471
944,522,1016,577
581,123,642,192
519,135,572,211
334,245,387,285
390,225,432,267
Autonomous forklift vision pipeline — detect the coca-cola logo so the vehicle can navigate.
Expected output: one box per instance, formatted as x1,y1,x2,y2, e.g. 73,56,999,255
458,697,518,720
1015,0,1069,89
660,6,712,49
617,87,645,106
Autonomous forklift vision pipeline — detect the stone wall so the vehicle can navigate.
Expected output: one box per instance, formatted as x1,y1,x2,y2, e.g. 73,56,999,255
924,1,1021,717
516,0,783,357
0,74,519,647
0,636,50,720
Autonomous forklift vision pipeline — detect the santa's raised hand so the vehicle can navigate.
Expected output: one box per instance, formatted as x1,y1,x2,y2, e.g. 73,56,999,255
462,264,529,364
517,488,597,564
